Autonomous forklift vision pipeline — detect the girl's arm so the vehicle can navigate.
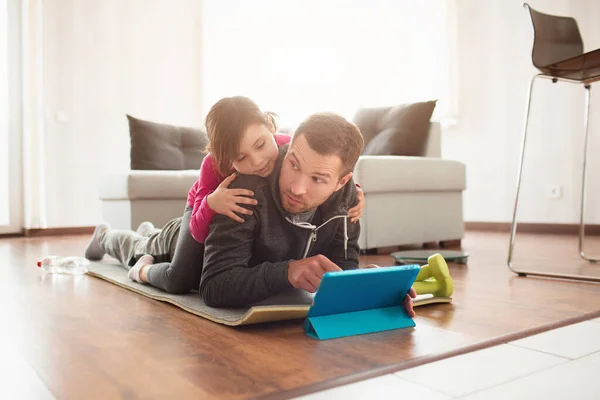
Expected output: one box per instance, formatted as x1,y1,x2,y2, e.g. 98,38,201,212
189,155,256,243
189,155,221,243
348,183,365,223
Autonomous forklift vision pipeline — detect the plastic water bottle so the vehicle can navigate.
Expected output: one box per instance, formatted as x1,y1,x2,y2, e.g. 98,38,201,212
37,256,90,275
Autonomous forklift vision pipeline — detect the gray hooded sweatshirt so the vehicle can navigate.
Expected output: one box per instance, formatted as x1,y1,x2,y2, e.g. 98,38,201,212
200,144,360,308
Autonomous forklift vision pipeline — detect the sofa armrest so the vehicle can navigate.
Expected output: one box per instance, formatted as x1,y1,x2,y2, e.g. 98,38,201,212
100,170,200,200
424,122,441,158
353,156,466,194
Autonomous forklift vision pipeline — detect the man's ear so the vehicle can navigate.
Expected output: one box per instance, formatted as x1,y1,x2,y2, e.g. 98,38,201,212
334,172,353,192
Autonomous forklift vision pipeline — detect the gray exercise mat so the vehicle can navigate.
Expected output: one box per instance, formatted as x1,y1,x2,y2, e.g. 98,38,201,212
87,261,315,326
86,261,451,326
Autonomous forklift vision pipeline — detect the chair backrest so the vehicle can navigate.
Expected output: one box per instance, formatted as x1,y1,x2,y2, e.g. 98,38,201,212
524,3,584,70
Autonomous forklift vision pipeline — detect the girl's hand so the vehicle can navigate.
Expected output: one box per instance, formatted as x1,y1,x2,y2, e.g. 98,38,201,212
206,173,258,223
348,186,365,223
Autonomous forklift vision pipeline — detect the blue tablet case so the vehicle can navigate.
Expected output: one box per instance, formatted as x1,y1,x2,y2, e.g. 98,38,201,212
303,265,421,340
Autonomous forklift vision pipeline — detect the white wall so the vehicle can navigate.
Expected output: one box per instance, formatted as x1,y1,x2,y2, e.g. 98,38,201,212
1,0,10,225
37,0,600,227
41,0,203,228
445,0,600,223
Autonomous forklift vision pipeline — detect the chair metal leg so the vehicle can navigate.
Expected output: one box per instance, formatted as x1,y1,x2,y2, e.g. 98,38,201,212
507,77,600,282
507,74,538,275
579,84,600,263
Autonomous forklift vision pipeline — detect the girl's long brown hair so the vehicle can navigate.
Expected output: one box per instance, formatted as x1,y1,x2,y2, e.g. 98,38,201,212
204,96,276,177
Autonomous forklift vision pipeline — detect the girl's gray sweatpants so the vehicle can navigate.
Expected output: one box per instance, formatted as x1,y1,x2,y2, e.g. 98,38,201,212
99,206,205,293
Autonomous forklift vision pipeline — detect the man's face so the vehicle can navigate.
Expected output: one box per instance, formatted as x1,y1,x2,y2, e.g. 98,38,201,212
279,135,352,214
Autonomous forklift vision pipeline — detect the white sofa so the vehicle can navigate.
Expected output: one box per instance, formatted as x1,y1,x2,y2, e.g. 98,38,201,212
99,122,466,250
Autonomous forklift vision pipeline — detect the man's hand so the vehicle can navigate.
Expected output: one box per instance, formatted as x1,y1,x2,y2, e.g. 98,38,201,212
207,173,258,223
288,255,342,292
404,287,417,318
348,185,365,223
364,264,417,317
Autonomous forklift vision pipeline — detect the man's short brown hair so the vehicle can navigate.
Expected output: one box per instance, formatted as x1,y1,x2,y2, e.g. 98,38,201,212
291,113,364,178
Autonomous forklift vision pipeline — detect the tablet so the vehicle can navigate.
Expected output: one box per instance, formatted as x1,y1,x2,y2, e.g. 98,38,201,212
304,265,421,340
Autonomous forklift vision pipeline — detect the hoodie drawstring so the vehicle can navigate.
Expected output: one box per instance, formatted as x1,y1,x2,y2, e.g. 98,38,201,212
287,214,349,259
343,216,348,259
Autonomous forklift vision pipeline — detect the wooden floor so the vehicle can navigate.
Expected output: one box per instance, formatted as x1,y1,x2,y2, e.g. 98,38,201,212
2,231,600,399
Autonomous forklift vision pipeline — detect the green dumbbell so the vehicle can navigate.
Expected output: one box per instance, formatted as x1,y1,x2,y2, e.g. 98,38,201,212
413,253,454,297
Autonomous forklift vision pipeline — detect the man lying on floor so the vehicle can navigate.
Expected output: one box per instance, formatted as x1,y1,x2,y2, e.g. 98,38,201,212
84,112,416,315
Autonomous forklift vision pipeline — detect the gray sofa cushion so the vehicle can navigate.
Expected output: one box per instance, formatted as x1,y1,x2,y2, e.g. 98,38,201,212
352,106,391,148
356,100,437,157
127,114,209,170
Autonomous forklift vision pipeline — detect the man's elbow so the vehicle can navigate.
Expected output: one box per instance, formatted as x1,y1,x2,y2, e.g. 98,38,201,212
200,278,238,308
200,280,224,307
203,296,224,308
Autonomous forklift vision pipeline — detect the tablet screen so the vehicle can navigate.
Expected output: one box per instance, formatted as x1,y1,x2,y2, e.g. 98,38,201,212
307,264,420,317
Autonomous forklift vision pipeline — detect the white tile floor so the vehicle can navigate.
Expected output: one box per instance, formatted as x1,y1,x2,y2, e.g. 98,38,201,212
295,319,600,400
509,321,600,359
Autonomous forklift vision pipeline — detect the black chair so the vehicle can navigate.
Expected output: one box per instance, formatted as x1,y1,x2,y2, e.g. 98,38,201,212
508,3,600,282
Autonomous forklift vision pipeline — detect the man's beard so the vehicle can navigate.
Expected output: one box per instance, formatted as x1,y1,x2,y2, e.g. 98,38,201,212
281,190,306,211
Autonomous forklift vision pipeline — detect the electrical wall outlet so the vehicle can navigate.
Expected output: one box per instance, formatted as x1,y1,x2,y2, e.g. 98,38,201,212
549,185,563,199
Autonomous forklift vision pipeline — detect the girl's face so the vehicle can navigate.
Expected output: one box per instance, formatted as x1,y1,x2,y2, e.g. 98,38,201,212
232,124,279,177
